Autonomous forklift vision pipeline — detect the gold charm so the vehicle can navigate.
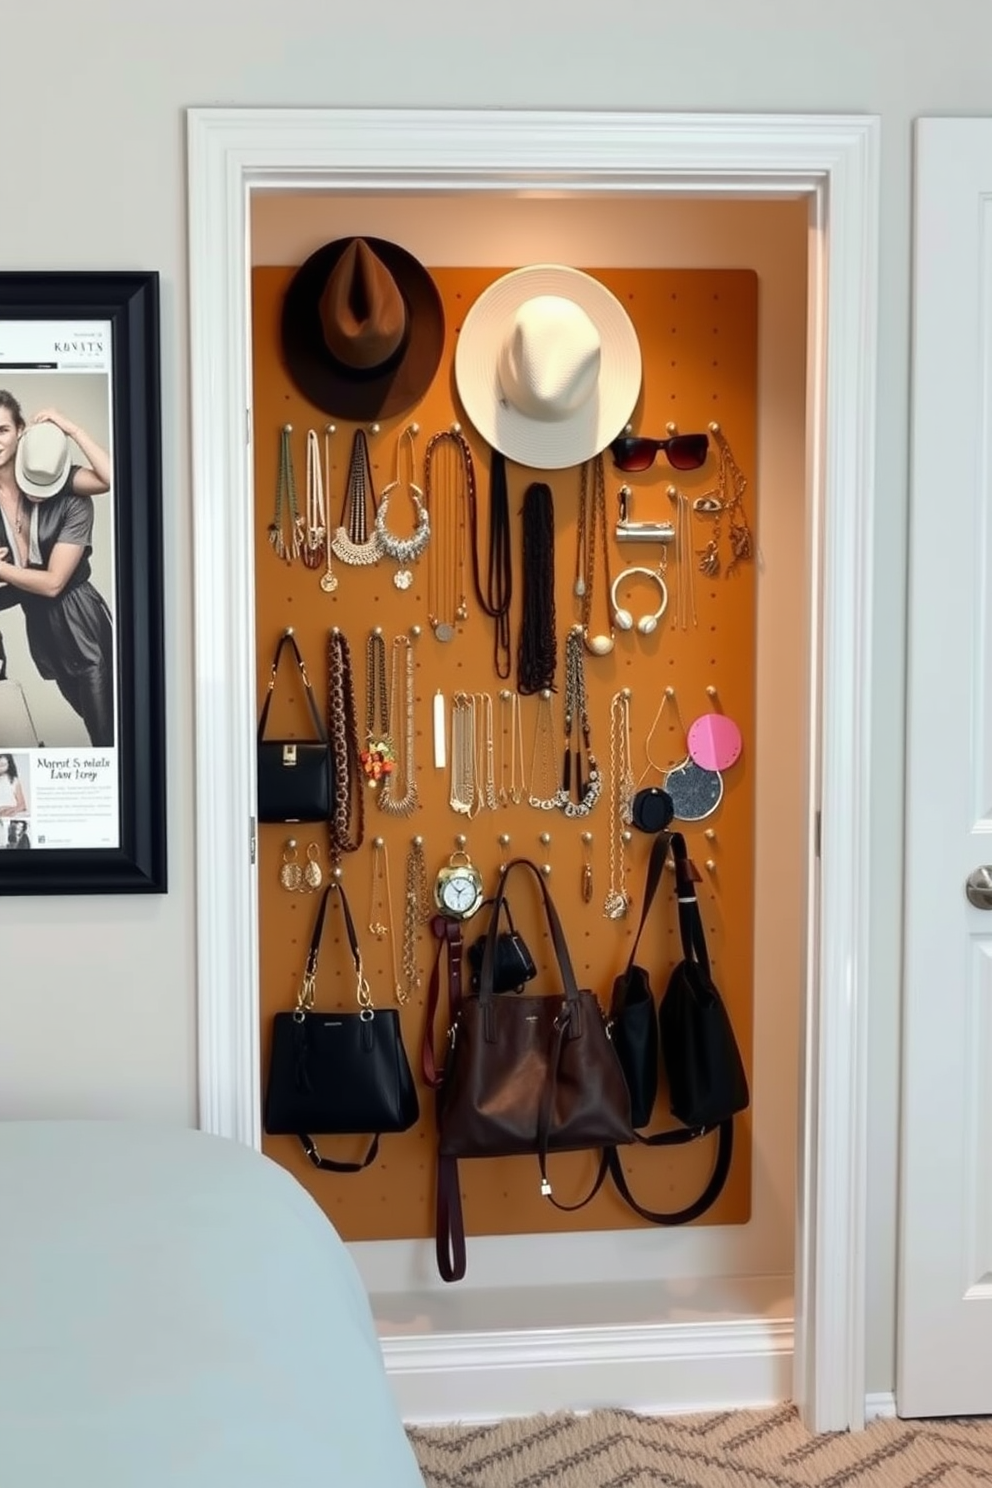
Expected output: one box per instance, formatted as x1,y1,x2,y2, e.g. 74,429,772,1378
303,842,322,891
279,840,302,892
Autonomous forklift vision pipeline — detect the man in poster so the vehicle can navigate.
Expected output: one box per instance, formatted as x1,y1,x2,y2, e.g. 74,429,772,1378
0,390,115,749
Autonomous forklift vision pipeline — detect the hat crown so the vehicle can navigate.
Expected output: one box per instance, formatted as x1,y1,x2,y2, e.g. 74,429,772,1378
17,422,69,496
318,238,408,372
497,296,601,424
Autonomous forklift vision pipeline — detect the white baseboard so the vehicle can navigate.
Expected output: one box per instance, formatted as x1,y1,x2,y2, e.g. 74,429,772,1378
864,1391,897,1420
376,1277,793,1424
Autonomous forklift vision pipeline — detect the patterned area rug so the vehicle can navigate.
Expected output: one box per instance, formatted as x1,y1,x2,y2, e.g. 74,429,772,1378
407,1404,992,1486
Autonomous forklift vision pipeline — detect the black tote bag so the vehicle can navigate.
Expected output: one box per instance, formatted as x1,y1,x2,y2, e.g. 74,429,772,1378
264,878,419,1173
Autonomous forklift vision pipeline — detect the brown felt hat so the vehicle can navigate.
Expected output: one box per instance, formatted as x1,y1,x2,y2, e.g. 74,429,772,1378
280,236,445,421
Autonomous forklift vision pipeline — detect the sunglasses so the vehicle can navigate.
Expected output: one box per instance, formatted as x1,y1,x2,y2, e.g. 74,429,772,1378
610,432,710,473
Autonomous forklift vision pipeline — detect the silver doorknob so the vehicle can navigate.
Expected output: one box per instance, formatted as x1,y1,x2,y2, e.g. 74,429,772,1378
965,866,992,908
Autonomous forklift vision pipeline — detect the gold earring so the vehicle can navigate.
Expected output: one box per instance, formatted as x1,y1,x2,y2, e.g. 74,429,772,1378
581,831,593,904
279,840,302,892
304,842,323,891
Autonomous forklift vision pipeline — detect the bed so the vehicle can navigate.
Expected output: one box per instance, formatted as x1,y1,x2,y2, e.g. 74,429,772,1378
0,1119,425,1487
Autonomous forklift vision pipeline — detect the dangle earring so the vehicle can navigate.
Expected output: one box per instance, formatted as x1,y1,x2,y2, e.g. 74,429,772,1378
580,831,594,904
279,839,302,891
303,842,323,891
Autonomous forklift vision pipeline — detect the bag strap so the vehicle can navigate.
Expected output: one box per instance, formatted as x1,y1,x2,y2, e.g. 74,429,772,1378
298,878,370,1014
670,831,710,976
257,629,328,745
436,1153,467,1283
607,1120,734,1224
422,915,464,1089
297,1132,381,1174
624,830,672,974
478,858,579,1007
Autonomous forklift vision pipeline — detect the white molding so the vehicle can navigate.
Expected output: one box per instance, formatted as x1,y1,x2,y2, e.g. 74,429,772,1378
386,1313,794,1425
864,1391,898,1421
185,106,880,1435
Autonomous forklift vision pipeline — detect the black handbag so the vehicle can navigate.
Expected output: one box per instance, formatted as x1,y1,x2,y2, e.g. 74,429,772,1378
256,629,333,824
466,897,537,994
264,878,419,1172
606,830,749,1225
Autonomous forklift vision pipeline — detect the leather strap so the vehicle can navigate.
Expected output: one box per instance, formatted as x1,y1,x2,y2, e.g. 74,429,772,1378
298,1132,381,1173
257,630,328,745
421,915,463,1089
624,830,672,975
670,831,709,974
606,1120,734,1224
436,1153,467,1283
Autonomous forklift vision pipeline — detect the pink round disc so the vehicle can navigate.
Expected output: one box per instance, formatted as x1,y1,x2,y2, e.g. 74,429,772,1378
687,713,742,772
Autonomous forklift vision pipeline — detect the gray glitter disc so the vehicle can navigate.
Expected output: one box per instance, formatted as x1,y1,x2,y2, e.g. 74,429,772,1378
664,757,723,822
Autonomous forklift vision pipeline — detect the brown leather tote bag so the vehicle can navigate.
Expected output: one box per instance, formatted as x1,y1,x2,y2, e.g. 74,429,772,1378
435,857,634,1281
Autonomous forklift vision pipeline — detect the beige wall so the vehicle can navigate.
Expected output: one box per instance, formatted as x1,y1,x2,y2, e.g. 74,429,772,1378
5,0,991,1392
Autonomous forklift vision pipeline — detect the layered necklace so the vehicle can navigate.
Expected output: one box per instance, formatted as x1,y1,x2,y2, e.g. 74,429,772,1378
375,424,431,590
268,423,302,563
331,429,382,567
604,688,635,918
326,626,365,860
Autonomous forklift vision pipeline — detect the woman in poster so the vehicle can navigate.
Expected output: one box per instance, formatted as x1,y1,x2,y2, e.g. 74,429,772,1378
0,392,114,748
0,754,26,817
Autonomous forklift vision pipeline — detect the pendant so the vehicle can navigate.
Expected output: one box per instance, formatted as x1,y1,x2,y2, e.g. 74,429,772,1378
433,621,456,643
319,572,338,593
394,569,413,590
603,890,630,920
360,739,395,787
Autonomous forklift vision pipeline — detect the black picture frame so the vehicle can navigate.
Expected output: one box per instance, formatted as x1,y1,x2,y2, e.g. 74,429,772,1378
0,271,166,894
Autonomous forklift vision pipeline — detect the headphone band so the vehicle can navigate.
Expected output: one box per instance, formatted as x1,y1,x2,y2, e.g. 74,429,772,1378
609,565,668,636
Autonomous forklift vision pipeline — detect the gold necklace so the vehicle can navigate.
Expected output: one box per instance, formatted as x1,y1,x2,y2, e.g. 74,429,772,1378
449,691,477,816
377,633,419,817
402,835,433,1000
368,836,406,1004
424,429,471,642
528,689,560,811
498,689,526,805
605,689,634,918
577,454,615,656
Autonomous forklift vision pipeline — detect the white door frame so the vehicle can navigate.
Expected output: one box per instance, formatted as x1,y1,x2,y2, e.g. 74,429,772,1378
185,106,879,1433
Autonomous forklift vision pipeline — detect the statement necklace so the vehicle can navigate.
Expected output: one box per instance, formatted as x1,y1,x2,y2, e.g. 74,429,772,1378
375,423,431,590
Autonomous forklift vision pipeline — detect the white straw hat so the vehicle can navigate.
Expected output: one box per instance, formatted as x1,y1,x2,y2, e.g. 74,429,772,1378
15,422,71,500
454,265,642,470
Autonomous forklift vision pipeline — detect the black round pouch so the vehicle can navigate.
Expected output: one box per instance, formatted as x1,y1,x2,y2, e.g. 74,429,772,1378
631,786,675,833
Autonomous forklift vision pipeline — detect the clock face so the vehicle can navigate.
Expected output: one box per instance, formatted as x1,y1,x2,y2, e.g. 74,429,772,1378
436,869,482,919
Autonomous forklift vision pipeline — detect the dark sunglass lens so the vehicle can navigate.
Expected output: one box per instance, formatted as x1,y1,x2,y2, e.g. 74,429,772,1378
666,434,709,471
610,437,656,473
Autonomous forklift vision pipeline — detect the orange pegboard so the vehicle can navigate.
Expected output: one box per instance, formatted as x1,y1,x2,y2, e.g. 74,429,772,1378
251,264,757,1242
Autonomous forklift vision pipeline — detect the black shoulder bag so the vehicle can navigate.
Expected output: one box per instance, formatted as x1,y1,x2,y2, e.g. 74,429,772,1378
607,830,750,1224
257,628,334,824
264,879,419,1171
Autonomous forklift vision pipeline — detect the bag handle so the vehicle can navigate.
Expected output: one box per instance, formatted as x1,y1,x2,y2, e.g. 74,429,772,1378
297,879,372,1014
624,830,672,974
478,858,579,1007
670,832,710,977
421,916,463,1089
257,629,328,746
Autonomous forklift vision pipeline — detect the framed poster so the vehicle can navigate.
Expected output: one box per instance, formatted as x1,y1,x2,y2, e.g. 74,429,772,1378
0,272,165,893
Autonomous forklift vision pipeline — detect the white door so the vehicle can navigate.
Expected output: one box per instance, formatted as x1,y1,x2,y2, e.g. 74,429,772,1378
898,117,992,1417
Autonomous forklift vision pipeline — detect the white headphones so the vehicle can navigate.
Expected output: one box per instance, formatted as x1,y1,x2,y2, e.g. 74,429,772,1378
610,566,668,636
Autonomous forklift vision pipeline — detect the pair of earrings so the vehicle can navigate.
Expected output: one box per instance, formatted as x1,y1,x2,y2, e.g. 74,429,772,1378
279,839,322,893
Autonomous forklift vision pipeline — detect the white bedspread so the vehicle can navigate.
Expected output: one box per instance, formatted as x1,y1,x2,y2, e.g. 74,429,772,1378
0,1120,425,1487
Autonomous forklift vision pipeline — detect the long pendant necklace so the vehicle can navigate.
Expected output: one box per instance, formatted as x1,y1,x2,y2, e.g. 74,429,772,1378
605,689,635,918
471,448,513,678
375,423,431,590
300,428,327,569
268,424,302,562
474,691,498,813
528,688,561,811
331,428,382,566
424,429,471,642
368,836,406,1004
449,691,477,816
402,835,433,1001
319,425,339,593
576,454,615,656
497,688,526,806
361,628,394,788
557,626,601,817
326,626,365,860
378,633,419,817
517,481,557,695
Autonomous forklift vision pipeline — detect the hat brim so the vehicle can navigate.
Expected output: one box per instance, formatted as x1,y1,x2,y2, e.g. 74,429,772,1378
14,437,71,501
280,236,445,421
454,265,642,471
